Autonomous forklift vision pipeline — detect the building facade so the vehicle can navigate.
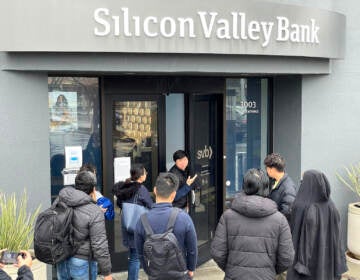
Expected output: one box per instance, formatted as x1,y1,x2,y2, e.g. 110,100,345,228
0,0,359,274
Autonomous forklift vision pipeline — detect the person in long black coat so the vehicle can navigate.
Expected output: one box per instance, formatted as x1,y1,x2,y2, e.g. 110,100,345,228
287,169,347,280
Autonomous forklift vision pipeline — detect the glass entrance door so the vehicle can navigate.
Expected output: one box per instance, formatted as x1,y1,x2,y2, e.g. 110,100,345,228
103,94,165,271
187,93,223,263
225,78,269,201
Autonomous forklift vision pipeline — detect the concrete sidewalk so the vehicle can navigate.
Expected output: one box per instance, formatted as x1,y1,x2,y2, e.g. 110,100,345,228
105,259,224,280
99,260,356,280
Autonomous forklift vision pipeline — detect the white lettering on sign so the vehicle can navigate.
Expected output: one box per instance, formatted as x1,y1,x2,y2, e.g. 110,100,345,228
93,8,321,47
276,16,319,43
240,100,259,114
197,145,213,160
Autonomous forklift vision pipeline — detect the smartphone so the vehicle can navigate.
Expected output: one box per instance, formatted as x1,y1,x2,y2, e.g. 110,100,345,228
0,251,19,264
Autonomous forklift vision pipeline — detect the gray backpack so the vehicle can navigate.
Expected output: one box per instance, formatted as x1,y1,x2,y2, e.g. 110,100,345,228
140,208,189,280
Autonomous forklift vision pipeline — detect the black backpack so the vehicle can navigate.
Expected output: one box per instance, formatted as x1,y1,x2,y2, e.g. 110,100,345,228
140,208,189,280
34,198,76,264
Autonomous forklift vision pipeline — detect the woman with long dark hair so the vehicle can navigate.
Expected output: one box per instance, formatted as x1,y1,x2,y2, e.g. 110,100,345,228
113,164,153,280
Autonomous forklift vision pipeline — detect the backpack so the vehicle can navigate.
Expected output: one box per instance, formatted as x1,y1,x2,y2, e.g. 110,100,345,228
140,208,188,280
34,198,76,264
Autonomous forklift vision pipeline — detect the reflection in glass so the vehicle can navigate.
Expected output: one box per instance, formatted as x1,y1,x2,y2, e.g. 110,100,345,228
190,98,217,248
49,92,77,131
112,100,158,252
226,78,269,200
48,77,101,201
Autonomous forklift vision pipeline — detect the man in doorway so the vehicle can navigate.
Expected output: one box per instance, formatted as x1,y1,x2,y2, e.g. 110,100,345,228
169,150,198,211
135,172,198,279
264,153,296,222
264,153,296,280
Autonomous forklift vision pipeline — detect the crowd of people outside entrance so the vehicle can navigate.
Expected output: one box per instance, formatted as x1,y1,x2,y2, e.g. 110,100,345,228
211,154,347,280
0,152,347,280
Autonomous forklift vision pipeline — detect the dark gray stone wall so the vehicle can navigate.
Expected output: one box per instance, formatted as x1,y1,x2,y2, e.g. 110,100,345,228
0,54,50,213
272,76,302,186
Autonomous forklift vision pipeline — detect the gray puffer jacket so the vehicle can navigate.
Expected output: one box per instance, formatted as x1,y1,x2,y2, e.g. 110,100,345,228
210,192,294,280
59,187,112,276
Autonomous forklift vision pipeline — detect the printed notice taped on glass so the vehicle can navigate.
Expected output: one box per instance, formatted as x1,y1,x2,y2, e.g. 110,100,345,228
65,146,83,168
114,157,131,183
63,168,79,186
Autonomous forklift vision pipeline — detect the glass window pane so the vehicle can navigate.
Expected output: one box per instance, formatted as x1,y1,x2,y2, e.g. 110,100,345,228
112,100,158,191
48,77,101,201
225,78,269,200
112,100,159,252
165,94,185,171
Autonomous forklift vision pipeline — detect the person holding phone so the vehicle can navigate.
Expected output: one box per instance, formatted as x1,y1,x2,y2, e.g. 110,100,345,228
169,150,198,212
0,250,34,280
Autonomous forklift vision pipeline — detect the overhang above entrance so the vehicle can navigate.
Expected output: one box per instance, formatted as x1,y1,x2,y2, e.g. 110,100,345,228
1,53,330,75
0,0,345,59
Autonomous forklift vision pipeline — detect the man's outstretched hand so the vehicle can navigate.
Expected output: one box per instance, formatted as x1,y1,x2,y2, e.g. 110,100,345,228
186,174,198,186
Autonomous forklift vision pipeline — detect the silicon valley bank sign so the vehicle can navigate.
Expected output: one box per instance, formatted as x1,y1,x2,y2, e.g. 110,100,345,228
0,0,345,58
94,8,320,47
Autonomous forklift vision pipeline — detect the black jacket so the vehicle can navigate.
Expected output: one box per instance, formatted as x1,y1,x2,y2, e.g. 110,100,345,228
287,170,347,280
113,181,153,248
269,173,296,221
59,187,112,276
169,165,191,209
0,266,33,280
210,192,294,280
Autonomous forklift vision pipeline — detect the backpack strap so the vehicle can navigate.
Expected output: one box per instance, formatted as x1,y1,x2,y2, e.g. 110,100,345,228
166,208,180,232
140,213,154,236
141,208,180,236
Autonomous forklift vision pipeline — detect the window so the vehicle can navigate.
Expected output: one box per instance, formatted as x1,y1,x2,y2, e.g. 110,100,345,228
226,78,269,199
48,77,101,199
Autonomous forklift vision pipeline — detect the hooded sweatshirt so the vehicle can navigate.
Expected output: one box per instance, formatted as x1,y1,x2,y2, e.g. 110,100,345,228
210,192,294,280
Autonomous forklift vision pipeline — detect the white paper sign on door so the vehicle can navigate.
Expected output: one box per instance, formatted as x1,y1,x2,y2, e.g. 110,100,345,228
65,146,83,168
63,168,79,186
114,157,131,183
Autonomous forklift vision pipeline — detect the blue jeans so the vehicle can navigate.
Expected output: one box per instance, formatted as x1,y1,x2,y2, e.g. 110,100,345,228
57,257,98,280
128,248,140,280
